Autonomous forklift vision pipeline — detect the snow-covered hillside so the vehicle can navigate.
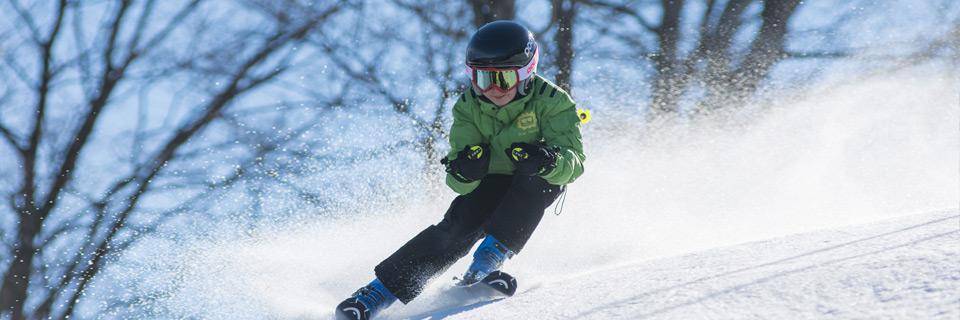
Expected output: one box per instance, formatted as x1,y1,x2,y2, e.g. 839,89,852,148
392,210,958,319
138,68,958,320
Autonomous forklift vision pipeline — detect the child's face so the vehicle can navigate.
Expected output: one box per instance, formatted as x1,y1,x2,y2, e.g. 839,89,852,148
482,86,518,107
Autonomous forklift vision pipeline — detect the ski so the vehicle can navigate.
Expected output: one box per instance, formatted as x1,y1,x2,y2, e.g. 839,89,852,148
455,271,518,297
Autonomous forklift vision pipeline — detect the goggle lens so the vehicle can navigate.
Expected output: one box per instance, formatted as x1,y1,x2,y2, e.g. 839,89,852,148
474,69,519,91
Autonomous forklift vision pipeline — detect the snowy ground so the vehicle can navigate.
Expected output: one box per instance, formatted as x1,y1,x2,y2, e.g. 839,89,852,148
389,210,959,319
145,70,958,319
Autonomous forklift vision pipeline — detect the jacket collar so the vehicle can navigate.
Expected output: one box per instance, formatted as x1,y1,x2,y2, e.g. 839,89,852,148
476,83,536,118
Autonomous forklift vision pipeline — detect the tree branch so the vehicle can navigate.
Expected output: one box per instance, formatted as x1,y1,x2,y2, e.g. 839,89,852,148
70,2,94,101
392,0,470,38
127,0,157,53
40,0,209,221
22,0,69,211
785,50,852,59
316,38,432,131
579,0,657,32
139,0,203,53
2,52,36,88
57,7,344,317
6,0,43,45
38,0,131,218
0,123,22,154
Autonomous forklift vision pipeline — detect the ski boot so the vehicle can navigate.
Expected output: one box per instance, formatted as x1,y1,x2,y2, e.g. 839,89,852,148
334,278,397,320
457,235,515,286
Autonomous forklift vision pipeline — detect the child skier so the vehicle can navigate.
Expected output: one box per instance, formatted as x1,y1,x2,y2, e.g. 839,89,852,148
335,20,585,320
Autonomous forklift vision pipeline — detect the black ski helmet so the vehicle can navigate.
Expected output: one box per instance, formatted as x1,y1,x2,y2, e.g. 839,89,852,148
466,20,539,95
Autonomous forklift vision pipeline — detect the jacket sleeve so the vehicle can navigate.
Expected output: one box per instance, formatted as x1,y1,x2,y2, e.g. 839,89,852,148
445,96,484,194
539,98,585,186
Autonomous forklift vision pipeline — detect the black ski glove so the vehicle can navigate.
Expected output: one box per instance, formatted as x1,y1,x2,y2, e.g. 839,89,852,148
505,142,558,176
441,144,491,183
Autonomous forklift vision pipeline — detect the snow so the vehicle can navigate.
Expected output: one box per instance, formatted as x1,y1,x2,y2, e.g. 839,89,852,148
147,67,958,319
394,210,958,319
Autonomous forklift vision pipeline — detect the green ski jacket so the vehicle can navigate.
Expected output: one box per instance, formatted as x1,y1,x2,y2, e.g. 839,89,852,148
445,75,585,194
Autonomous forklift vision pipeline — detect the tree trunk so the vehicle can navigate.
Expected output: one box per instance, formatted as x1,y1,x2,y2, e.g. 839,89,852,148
700,0,801,111
1,209,39,319
648,0,686,114
469,0,515,27
552,0,576,92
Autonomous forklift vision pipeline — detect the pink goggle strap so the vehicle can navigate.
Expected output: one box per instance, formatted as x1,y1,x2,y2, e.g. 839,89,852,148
516,46,539,81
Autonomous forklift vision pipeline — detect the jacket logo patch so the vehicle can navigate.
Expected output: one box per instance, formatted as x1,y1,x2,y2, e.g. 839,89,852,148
516,111,537,131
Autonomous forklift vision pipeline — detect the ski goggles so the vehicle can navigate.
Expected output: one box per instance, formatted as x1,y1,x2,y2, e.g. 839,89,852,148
470,68,521,92
466,47,539,92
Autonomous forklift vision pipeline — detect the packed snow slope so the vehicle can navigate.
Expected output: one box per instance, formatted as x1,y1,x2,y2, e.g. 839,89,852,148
397,210,959,320
142,68,958,318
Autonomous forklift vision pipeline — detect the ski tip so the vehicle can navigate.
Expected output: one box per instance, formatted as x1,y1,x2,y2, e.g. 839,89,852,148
482,271,518,297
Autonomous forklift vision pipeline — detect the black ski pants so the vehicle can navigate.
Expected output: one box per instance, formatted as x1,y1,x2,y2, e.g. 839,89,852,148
374,174,562,303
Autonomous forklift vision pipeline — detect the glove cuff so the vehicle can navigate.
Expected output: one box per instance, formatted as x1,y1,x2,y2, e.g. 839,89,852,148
536,147,559,176
444,161,477,183
450,171,475,183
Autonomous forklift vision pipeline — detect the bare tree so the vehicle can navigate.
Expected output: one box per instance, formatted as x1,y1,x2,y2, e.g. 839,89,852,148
311,0,474,173
581,0,805,115
0,1,348,318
